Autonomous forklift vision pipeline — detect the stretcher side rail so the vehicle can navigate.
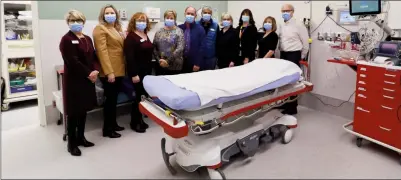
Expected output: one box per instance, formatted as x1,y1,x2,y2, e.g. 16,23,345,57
140,81,313,138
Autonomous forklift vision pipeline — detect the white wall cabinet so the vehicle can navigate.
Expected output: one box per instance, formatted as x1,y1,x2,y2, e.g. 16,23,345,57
1,1,37,111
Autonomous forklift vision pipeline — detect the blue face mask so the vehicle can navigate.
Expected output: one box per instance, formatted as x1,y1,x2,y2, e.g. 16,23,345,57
202,14,211,21
136,22,147,31
242,15,250,22
165,19,175,27
185,15,195,23
282,12,291,21
263,23,272,31
104,14,116,24
69,23,83,32
222,20,231,27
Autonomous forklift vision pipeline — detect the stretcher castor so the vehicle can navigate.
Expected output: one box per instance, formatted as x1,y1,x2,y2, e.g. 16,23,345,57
207,168,226,180
356,137,363,147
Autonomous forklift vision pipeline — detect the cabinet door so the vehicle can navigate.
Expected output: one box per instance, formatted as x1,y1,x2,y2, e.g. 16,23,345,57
353,105,379,139
375,107,401,149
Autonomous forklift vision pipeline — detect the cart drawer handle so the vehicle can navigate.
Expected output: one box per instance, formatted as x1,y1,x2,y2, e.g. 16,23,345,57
384,74,396,77
358,81,366,85
358,87,366,91
381,105,393,110
360,74,366,78
379,126,391,132
357,107,370,113
357,94,367,98
360,67,367,71
383,88,395,92
383,95,394,99
384,81,395,85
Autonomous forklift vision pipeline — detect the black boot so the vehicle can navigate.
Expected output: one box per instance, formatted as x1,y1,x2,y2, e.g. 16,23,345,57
130,122,146,133
67,136,81,156
77,114,95,147
113,124,125,131
140,121,149,129
102,131,122,138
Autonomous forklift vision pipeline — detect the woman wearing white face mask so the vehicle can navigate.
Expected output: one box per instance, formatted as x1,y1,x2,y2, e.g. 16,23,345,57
93,4,126,139
59,10,100,156
236,9,258,65
216,13,240,69
153,10,185,75
124,12,153,133
257,16,279,58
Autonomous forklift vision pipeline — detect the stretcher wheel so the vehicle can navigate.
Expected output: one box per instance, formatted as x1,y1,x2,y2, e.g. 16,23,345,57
270,126,280,139
1,103,10,111
63,134,67,141
161,138,177,175
207,168,226,180
356,137,363,147
57,119,62,125
281,128,294,144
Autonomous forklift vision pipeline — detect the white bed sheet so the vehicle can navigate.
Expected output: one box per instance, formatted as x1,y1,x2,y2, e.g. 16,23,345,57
163,58,302,106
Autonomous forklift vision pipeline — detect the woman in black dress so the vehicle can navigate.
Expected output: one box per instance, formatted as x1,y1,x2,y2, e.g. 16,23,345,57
216,13,239,69
258,16,279,59
236,9,258,65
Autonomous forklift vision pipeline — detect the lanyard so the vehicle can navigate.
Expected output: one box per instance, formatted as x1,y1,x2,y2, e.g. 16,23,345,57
239,26,248,39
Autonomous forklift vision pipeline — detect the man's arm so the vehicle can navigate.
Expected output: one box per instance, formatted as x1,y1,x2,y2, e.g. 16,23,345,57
298,24,309,59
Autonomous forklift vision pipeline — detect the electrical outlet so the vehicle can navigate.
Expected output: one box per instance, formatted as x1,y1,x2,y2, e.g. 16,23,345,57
119,9,127,20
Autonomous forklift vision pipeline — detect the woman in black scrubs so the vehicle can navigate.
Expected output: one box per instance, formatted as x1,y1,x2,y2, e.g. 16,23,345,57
236,9,258,65
258,16,279,58
216,13,239,68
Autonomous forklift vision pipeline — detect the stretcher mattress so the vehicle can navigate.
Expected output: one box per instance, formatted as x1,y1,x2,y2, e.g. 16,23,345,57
143,59,302,111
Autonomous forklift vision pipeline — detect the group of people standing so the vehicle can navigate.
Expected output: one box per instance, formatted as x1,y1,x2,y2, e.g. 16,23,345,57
59,3,309,156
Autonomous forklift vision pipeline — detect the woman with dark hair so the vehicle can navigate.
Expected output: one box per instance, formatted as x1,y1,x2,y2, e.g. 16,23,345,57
124,12,153,133
258,16,279,58
236,9,258,65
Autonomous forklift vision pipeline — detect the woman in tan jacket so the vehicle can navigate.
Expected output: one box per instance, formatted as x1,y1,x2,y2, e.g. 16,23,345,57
93,4,125,138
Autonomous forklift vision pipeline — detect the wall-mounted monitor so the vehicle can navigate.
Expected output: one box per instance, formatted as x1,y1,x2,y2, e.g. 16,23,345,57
349,0,381,16
338,9,357,25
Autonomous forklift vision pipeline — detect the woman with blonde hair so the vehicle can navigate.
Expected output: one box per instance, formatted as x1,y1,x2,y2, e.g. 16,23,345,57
153,9,185,75
93,4,125,138
59,10,99,156
257,16,279,58
216,13,239,68
124,12,153,133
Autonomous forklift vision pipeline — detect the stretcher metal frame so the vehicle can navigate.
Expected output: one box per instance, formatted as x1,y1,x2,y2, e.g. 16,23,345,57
140,75,313,179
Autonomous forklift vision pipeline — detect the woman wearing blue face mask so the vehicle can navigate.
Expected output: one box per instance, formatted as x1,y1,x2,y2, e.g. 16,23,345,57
93,4,126,139
124,12,153,133
236,9,258,65
153,10,185,75
257,16,279,59
216,13,240,69
59,10,100,156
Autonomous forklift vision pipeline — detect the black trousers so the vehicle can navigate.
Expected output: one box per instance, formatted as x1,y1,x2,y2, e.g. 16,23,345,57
131,77,149,125
156,67,181,75
101,77,123,133
280,51,301,113
67,112,87,147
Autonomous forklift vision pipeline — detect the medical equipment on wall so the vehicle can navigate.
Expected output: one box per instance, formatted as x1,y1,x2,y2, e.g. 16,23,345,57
139,59,313,179
337,8,357,25
372,41,401,66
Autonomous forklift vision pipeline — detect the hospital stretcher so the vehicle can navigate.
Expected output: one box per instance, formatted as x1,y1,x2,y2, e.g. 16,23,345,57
139,59,313,179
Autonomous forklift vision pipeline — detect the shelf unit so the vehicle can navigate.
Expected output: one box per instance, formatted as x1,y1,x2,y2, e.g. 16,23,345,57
1,1,37,111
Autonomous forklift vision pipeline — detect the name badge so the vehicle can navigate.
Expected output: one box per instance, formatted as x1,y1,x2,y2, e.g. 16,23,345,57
210,28,215,31
140,39,145,42
72,40,79,44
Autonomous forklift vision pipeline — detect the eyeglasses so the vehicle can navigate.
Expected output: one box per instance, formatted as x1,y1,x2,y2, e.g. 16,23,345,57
69,19,83,24
281,10,293,13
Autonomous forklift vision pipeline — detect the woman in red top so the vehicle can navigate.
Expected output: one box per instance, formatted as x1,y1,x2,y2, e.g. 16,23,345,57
124,12,153,133
59,10,99,156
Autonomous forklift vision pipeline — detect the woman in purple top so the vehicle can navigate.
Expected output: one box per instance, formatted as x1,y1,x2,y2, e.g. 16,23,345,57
153,10,185,75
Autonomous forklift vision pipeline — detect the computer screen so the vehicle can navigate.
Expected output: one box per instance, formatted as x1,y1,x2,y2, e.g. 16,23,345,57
349,0,381,16
378,43,399,56
338,10,357,25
